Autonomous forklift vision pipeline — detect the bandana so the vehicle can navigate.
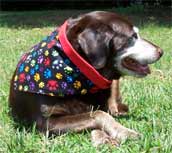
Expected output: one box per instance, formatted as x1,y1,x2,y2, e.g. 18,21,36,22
13,21,112,97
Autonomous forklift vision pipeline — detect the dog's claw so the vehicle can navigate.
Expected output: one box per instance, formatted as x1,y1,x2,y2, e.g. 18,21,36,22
91,130,120,147
109,103,129,116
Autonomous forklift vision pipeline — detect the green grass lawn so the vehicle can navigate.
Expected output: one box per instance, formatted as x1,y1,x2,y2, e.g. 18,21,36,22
0,6,172,152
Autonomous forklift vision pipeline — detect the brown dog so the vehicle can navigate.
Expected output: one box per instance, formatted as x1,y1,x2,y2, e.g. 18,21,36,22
9,11,163,146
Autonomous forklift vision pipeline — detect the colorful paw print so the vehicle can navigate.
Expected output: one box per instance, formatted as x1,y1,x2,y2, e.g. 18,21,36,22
39,82,45,88
81,89,87,95
30,59,36,67
29,82,35,90
19,73,26,83
66,76,73,83
44,50,49,56
52,60,59,69
52,50,59,57
24,85,29,91
56,73,63,80
44,68,52,79
34,73,40,82
61,81,67,89
26,74,31,81
46,80,58,91
30,68,35,75
34,64,39,71
18,85,23,91
32,51,37,57
44,57,51,66
73,80,81,89
25,55,32,63
25,66,30,72
38,49,43,55
19,63,24,72
64,66,73,75
37,55,44,64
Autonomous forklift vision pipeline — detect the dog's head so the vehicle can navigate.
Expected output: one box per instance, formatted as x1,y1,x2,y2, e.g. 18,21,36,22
66,11,163,79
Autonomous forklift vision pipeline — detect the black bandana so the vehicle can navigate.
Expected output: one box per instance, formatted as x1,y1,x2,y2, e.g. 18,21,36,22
14,22,112,97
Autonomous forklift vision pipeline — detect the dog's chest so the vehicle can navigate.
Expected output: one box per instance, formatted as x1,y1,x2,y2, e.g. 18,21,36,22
13,30,96,97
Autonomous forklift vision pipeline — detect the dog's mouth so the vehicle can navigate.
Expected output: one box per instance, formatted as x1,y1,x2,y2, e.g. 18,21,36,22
122,57,151,76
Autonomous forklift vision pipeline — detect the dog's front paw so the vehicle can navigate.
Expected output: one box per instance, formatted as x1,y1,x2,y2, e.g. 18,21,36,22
109,102,129,116
91,130,120,147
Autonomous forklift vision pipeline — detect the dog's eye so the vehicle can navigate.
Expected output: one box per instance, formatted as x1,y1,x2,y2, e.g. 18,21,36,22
127,37,134,46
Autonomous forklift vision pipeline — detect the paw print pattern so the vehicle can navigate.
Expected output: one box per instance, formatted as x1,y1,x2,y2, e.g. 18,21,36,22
25,66,30,72
24,85,29,91
34,73,40,82
64,66,73,75
37,55,44,64
44,68,52,79
44,57,51,66
30,59,36,67
19,63,25,72
14,29,96,97
47,80,58,91
19,73,26,83
73,81,81,89
56,73,63,79
66,76,73,83
61,81,67,89
39,82,45,88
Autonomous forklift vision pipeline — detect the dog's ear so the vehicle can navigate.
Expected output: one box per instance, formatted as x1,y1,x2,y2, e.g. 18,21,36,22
67,16,114,69
78,27,113,69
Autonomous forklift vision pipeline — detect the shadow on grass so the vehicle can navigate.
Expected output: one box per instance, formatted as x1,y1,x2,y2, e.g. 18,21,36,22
115,113,149,122
0,5,171,29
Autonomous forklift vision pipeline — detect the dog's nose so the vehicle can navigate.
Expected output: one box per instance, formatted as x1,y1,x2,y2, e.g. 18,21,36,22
157,47,163,58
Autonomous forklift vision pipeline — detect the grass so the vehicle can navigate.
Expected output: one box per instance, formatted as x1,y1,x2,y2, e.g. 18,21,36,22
0,6,172,152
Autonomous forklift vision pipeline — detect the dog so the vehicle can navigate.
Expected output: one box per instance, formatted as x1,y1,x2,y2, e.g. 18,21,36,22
9,11,163,146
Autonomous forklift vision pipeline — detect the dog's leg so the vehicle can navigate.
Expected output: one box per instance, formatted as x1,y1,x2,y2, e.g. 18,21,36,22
108,80,129,116
37,110,139,144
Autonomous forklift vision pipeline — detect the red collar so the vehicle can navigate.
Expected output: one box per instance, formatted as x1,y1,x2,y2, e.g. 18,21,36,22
58,21,112,90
